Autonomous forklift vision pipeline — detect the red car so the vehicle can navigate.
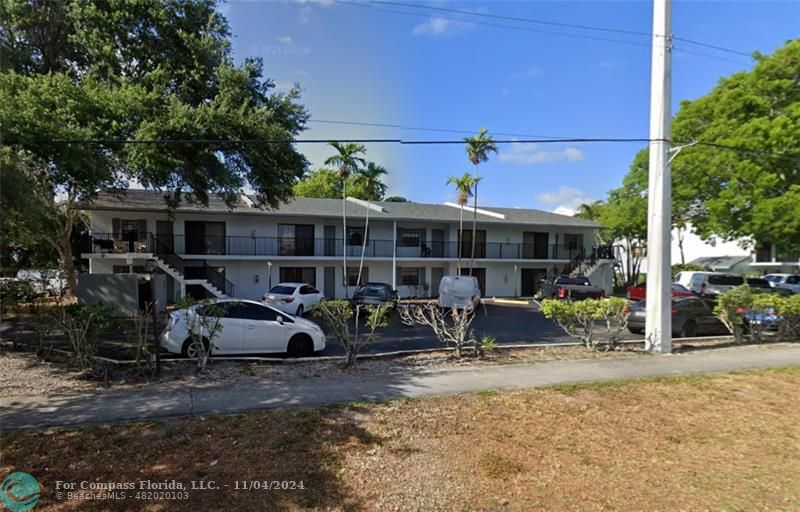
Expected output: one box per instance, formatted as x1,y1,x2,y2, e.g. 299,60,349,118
626,283,694,301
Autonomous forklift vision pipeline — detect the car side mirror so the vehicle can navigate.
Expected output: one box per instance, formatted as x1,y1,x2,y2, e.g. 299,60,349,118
276,316,284,325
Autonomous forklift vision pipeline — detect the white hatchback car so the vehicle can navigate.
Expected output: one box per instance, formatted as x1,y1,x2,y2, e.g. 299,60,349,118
261,282,323,316
161,299,325,357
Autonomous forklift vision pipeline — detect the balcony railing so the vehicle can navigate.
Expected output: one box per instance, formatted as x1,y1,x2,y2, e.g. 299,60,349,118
82,234,611,261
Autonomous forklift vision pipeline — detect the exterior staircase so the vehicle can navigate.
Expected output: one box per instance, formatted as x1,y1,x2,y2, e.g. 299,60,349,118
149,235,235,299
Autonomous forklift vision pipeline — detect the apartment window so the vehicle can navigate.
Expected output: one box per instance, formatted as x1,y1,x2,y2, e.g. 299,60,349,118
398,228,422,247
347,266,369,286
279,267,316,286
278,224,314,256
347,226,367,246
400,267,420,286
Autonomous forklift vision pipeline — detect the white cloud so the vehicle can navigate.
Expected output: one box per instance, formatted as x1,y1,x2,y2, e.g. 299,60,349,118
277,35,293,45
499,143,584,165
535,186,595,216
412,16,472,37
298,6,312,23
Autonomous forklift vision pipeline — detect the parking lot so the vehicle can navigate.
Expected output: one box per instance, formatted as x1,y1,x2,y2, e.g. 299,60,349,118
318,301,576,356
1,300,656,361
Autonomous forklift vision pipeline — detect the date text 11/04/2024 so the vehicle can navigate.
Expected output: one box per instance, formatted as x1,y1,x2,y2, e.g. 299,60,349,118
54,480,306,491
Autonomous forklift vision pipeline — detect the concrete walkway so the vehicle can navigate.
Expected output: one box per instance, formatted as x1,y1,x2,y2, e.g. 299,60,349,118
2,344,799,431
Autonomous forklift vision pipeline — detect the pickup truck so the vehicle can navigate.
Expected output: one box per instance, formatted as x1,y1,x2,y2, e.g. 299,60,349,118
538,275,605,301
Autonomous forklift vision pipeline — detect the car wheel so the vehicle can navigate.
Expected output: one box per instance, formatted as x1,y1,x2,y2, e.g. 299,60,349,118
296,304,304,317
287,334,314,357
680,320,698,338
181,337,210,358
628,327,644,334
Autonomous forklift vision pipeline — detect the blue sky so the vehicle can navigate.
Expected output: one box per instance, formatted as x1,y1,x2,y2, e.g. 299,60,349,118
221,0,799,212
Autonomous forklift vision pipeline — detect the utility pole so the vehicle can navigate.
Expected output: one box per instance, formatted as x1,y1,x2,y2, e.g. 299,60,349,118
645,0,673,353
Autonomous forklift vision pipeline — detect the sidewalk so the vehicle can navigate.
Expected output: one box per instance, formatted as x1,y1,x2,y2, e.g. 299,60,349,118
2,344,799,431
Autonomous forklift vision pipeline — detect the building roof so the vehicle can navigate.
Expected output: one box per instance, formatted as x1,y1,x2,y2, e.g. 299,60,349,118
82,190,599,228
689,255,751,271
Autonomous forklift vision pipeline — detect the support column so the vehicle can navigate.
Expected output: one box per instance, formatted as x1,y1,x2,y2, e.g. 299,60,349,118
392,221,397,290
645,0,673,353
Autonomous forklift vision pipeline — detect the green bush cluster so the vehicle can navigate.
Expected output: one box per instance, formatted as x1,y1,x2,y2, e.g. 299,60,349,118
540,297,629,351
715,285,800,343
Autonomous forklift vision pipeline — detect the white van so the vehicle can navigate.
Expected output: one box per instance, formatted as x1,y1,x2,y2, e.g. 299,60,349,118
676,271,744,296
438,275,481,311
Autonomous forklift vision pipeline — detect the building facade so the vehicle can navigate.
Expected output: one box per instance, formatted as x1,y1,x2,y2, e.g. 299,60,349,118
80,191,614,302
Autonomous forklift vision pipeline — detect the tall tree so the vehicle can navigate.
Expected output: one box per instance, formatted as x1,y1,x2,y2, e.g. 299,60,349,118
464,128,497,272
1,0,309,295
574,200,608,244
446,172,477,273
670,38,800,252
293,168,371,200
324,142,367,298
353,162,388,288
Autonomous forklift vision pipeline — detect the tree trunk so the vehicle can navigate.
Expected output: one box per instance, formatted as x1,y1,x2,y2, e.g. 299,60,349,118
470,164,478,273
58,237,78,297
677,227,686,264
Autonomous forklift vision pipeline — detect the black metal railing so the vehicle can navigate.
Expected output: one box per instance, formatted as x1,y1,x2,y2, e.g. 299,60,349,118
84,233,612,263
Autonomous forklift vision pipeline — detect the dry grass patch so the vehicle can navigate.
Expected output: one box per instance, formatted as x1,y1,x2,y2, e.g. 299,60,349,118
3,368,800,511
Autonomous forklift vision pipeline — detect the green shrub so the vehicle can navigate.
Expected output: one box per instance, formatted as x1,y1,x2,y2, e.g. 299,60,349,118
540,297,628,351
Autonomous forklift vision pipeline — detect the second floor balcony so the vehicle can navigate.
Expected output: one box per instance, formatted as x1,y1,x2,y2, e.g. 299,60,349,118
83,233,614,262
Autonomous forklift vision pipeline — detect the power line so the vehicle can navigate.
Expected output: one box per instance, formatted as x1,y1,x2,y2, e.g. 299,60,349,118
339,0,752,60
336,0,660,51
368,0,652,37
673,36,752,57
10,136,799,162
308,119,569,139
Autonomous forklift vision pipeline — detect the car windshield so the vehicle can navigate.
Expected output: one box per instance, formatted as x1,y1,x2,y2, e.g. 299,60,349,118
671,284,690,292
358,285,386,296
556,277,591,286
708,275,743,286
269,285,296,295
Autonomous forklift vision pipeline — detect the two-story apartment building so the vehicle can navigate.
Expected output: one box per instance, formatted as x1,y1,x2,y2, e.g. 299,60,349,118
79,190,613,302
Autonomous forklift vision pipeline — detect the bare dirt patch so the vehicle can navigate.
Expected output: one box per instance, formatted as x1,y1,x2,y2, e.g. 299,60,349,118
3,367,799,511
0,352,94,396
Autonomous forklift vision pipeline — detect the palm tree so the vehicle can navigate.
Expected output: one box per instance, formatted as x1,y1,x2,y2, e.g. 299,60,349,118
464,128,498,272
446,172,477,273
574,200,607,244
353,162,388,288
324,142,367,298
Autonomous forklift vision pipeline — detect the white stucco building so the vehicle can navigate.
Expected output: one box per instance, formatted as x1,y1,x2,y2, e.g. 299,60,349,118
80,190,615,302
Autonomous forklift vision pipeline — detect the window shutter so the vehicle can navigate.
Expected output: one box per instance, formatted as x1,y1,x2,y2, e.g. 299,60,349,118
112,218,121,238
362,267,369,284
139,220,147,240
396,267,402,286
418,267,426,287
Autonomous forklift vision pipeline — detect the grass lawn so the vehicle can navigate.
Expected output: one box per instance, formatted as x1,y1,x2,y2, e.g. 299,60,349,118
3,367,800,511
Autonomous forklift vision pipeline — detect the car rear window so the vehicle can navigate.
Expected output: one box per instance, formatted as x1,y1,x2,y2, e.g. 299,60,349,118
746,278,771,288
441,278,477,294
269,285,296,295
358,285,386,296
708,275,743,286
555,277,591,286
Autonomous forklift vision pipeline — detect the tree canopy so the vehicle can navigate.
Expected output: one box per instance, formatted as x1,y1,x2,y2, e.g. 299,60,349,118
1,0,309,289
670,38,800,251
292,168,377,201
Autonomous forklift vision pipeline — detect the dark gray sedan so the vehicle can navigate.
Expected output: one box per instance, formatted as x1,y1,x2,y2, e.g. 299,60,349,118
352,283,399,308
626,297,728,338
